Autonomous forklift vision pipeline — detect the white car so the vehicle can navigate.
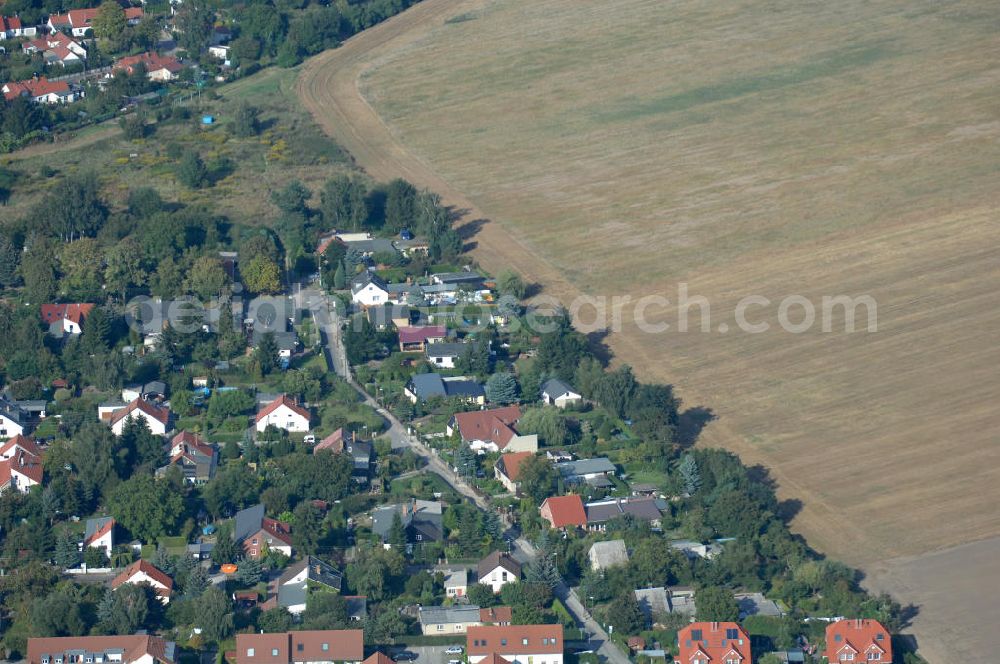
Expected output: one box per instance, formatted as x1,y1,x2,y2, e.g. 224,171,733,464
445,647,464,655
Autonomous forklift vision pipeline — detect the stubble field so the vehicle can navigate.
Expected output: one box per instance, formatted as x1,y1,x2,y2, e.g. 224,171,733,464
297,0,1000,660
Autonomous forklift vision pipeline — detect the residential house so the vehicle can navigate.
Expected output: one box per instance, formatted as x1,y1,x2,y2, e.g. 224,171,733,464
314,428,353,454
444,568,468,598
47,6,143,35
404,374,485,405
540,379,582,408
11,399,47,424
233,504,293,560
113,52,183,81
363,653,394,664
479,606,513,626
27,635,175,664
431,271,485,288
156,431,217,484
735,592,783,619
539,495,587,530
478,551,521,593
253,329,299,359
208,44,229,62
1,15,36,39
419,605,483,635
271,556,343,615
398,325,448,352
345,596,368,622
365,304,412,330
372,499,443,545
0,434,44,493
236,629,363,664
494,451,533,494
555,457,616,487
0,399,27,438
448,406,538,454
22,33,86,66
83,516,115,556
343,439,373,484
122,380,168,402
98,400,127,423
3,76,78,103
466,624,563,664
585,496,664,531
635,587,695,623
350,272,390,307
675,623,752,664
255,394,311,433
824,619,892,664
386,281,424,306
425,342,468,369
111,560,174,603
588,540,628,571
669,539,724,560
109,398,171,436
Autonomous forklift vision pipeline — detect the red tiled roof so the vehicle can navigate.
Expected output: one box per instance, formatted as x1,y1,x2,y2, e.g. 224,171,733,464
478,656,512,664
314,427,348,453
255,394,310,425
466,624,563,657
28,635,173,664
236,630,363,664
2,16,23,31
398,325,447,344
0,434,42,458
479,606,513,624
110,397,171,427
260,517,293,545
676,623,751,664
8,452,43,484
3,76,71,101
112,560,174,598
171,430,213,458
496,451,533,482
0,462,10,489
825,619,892,663
83,518,115,547
39,303,95,324
540,494,587,528
453,405,523,449
114,51,182,75
363,653,394,664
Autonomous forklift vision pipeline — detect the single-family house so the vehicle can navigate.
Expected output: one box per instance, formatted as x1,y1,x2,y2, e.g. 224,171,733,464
350,272,390,307
478,551,521,593
431,271,485,288
588,540,628,571
444,568,468,598
555,457,616,487
669,539,724,560
824,619,891,664
0,399,27,438
1,15,35,39
40,303,95,335
109,398,171,436
675,623,751,664
344,439,373,484
233,504,293,560
634,587,695,623
156,431,217,484
255,394,311,433
585,496,664,531
419,605,482,635
540,379,582,408
122,380,168,402
27,635,175,664
253,329,299,359
113,52,183,81
494,451,534,494
3,76,78,103
98,401,127,423
0,434,44,494
83,516,115,556
405,374,486,405
539,495,587,530
398,325,447,352
735,592,783,619
466,624,563,664
314,428,353,454
479,606,513,626
208,44,229,62
48,6,142,36
22,33,86,66
386,281,424,306
271,556,343,615
448,406,538,454
112,560,174,603
236,630,363,664
425,342,468,369
372,499,443,545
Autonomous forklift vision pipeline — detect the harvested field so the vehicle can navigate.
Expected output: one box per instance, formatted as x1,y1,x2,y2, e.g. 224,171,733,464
297,0,1000,658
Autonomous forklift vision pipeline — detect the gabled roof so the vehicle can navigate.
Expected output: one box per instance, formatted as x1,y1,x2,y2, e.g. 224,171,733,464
170,431,213,458
233,504,266,543
5,451,44,484
825,619,891,663
83,516,115,546
255,394,310,425
466,624,562,656
112,560,174,598
425,341,468,358
541,378,579,399
351,271,388,295
478,551,522,580
589,539,629,567
540,494,587,528
585,496,662,524
0,434,41,458
398,325,447,344
259,517,293,546
236,630,362,664
453,405,523,448
109,397,171,427
479,606,513,624
0,398,25,425
277,555,343,591
28,635,174,664
419,605,482,626
676,622,751,664
1,15,23,31
556,457,615,478
363,653,394,664
40,303,94,324
315,427,351,454
114,51,181,75
496,451,533,482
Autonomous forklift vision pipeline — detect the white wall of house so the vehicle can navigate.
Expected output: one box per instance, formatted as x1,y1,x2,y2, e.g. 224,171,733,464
427,354,458,369
62,317,84,334
120,572,171,604
469,654,562,664
421,620,479,636
0,415,24,439
89,529,113,553
255,405,310,433
353,284,389,307
112,412,167,436
10,468,40,493
479,566,517,593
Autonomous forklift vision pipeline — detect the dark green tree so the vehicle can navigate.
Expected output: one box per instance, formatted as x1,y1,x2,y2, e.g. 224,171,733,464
388,511,407,550
231,102,260,138
695,586,739,622
485,372,519,405
383,178,417,233
255,331,280,375
607,591,646,634
176,150,207,189
516,454,556,503
195,586,234,643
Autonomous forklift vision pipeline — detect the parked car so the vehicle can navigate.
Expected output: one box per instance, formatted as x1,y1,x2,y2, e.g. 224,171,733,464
393,653,417,662
400,229,414,240
445,647,464,655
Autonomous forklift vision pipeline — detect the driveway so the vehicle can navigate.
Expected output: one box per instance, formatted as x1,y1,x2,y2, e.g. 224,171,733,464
389,645,463,664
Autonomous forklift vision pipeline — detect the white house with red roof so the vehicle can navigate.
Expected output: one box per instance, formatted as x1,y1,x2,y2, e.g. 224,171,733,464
466,624,563,664
113,52,184,81
233,504,293,560
0,435,44,494
27,634,176,664
448,405,538,455
539,495,587,530
3,76,78,104
255,395,311,433
1,15,36,39
824,619,892,663
40,303,95,335
676,622,752,664
83,516,115,555
112,560,174,603
23,33,86,66
48,6,143,36
110,398,171,436
157,431,217,484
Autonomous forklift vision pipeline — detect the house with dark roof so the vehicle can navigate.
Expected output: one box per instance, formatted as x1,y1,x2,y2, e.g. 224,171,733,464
232,504,293,560
555,457,616,487
236,629,363,664
539,495,587,530
351,272,390,307
112,560,174,603
271,556,343,615
634,587,695,622
585,496,664,531
0,398,27,439
28,635,175,664
675,623,751,664
540,379,582,408
478,551,521,593
83,516,115,556
448,406,537,454
824,619,891,664
372,499,443,545
425,341,469,369
253,329,300,359
419,605,483,635
405,374,485,405
366,304,412,330
157,431,217,484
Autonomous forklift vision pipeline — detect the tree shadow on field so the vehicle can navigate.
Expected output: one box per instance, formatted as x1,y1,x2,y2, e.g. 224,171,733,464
676,406,716,448
585,328,614,366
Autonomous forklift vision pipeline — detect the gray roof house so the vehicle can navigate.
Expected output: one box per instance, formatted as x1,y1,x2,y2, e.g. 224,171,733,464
405,374,485,404
556,457,616,484
541,378,582,408
274,555,344,615
233,504,267,543
252,329,300,355
424,342,468,368
588,540,629,570
585,496,664,530
736,592,784,618
431,271,485,286
372,499,443,544
634,586,696,622
417,605,483,635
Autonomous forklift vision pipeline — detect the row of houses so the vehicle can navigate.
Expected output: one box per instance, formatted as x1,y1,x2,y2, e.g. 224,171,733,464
538,493,667,531
351,270,494,309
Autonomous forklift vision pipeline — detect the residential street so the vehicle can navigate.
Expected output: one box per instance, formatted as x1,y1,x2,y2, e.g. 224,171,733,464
295,285,629,664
